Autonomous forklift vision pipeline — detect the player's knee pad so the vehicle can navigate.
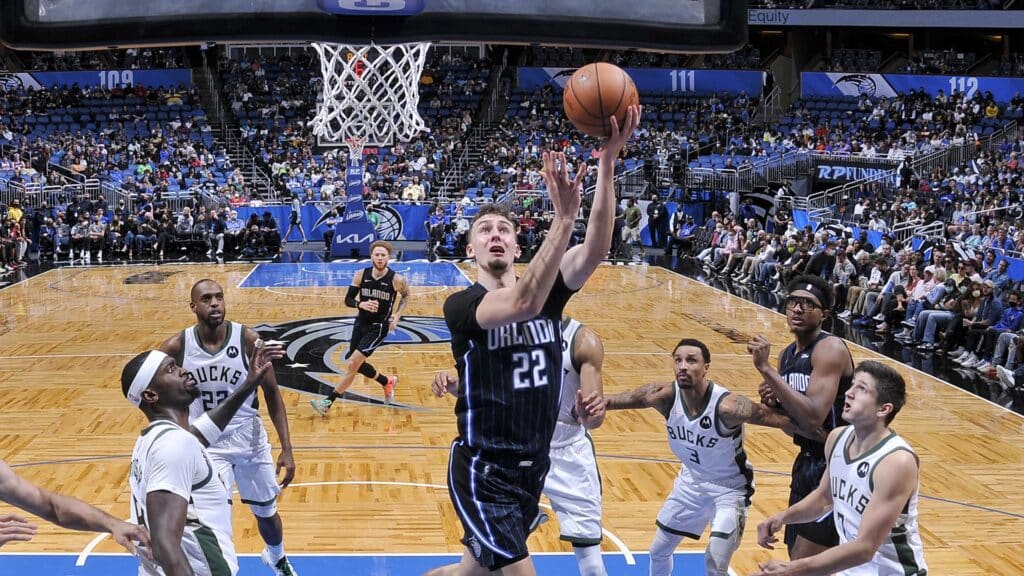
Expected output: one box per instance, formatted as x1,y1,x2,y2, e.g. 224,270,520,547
248,500,278,518
649,527,683,560
705,530,740,576
572,544,607,576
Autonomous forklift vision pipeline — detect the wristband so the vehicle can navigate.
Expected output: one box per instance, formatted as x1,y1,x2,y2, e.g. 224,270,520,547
192,413,223,445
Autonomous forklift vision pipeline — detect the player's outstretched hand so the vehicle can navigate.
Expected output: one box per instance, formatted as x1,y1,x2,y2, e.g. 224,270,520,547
111,520,151,560
432,371,459,398
756,514,786,550
245,340,286,389
747,334,772,371
750,559,792,575
540,150,583,220
601,104,641,158
574,390,606,429
0,514,36,547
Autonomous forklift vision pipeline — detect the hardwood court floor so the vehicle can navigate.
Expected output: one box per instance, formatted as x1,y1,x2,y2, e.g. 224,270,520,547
0,262,1021,575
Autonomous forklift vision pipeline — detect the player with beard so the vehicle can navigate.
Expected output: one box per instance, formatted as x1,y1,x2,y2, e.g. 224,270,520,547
123,341,284,575
747,274,854,561
425,106,640,576
604,338,819,576
311,240,410,414
754,361,927,576
159,279,299,576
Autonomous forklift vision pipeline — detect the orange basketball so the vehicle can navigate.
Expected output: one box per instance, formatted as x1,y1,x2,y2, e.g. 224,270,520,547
562,62,639,139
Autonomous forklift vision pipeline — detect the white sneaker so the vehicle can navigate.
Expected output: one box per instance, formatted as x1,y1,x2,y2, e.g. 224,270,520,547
949,347,966,359
838,310,852,319
260,548,298,576
957,353,978,366
997,365,1016,391
974,361,993,373
873,313,886,322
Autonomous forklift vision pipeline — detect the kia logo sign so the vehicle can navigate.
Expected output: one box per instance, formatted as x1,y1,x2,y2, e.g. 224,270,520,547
317,0,426,15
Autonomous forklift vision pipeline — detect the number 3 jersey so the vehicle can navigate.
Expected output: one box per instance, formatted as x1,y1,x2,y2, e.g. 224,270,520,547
665,381,754,499
443,273,576,456
183,322,257,440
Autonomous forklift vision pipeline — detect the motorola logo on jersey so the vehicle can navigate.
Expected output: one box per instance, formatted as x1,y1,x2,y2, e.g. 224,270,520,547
857,462,870,478
226,346,239,359
252,316,451,410
699,416,712,430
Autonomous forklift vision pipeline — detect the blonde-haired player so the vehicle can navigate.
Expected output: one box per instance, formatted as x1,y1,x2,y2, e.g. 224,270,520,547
312,240,410,415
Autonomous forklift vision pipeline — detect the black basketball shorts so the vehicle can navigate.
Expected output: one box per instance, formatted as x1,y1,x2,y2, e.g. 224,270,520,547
785,450,839,550
347,320,388,357
447,439,551,571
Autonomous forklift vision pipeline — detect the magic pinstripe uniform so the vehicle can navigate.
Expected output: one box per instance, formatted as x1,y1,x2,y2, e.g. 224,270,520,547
443,272,576,570
779,331,854,549
349,266,396,357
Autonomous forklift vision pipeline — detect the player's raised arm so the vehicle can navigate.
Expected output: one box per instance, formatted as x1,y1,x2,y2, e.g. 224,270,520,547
604,382,675,419
560,105,641,290
749,334,847,430
469,151,581,330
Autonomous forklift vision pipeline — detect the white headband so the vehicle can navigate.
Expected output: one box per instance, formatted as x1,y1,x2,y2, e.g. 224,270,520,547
127,351,170,407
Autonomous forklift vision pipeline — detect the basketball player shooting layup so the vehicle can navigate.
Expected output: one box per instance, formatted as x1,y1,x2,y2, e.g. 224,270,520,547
747,274,855,562
424,105,640,576
311,240,409,415
159,280,299,576
604,338,821,576
431,316,609,576
122,340,285,576
754,361,927,576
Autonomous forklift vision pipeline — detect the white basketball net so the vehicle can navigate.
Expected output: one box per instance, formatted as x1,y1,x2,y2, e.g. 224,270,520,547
311,41,431,148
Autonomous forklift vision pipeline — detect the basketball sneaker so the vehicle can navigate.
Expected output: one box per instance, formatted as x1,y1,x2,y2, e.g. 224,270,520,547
310,398,332,416
260,548,298,576
997,365,1017,391
384,375,398,405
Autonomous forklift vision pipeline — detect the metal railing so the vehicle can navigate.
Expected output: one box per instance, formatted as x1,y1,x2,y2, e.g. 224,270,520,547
0,178,105,209
889,218,925,244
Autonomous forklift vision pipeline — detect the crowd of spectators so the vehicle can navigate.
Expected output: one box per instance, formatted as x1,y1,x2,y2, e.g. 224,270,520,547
23,48,186,71
903,49,976,74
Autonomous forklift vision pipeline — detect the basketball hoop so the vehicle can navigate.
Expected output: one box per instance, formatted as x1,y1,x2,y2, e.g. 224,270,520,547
311,41,431,147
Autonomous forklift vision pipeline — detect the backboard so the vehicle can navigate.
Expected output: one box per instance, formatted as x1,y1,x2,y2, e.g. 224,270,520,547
1,1,746,54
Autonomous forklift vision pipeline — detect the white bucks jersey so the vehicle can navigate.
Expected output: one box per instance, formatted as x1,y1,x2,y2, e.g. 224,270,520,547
183,322,256,437
666,382,754,496
551,318,584,448
829,427,928,576
129,421,237,576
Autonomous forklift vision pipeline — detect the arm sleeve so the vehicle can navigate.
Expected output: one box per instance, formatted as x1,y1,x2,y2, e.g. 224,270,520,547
344,284,359,308
146,431,200,501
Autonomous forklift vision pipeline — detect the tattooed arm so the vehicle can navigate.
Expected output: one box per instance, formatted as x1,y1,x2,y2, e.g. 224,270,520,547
718,394,827,442
604,382,676,420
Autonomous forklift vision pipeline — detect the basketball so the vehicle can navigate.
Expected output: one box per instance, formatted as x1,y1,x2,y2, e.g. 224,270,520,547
562,62,639,139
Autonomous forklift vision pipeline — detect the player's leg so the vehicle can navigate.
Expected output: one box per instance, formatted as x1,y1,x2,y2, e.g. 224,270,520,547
785,452,837,560
650,470,711,576
703,490,747,576
222,425,295,575
544,435,606,576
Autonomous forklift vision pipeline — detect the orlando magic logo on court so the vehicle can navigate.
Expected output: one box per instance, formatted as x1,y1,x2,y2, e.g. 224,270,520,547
253,315,450,408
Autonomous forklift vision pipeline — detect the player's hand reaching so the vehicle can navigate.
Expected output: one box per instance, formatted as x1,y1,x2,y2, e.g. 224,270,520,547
358,300,379,313
0,514,36,547
276,449,296,489
431,371,459,398
756,513,786,550
573,390,606,429
110,520,151,560
748,335,773,372
244,340,286,390
541,150,584,221
750,559,793,575
600,104,641,158
758,380,780,408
